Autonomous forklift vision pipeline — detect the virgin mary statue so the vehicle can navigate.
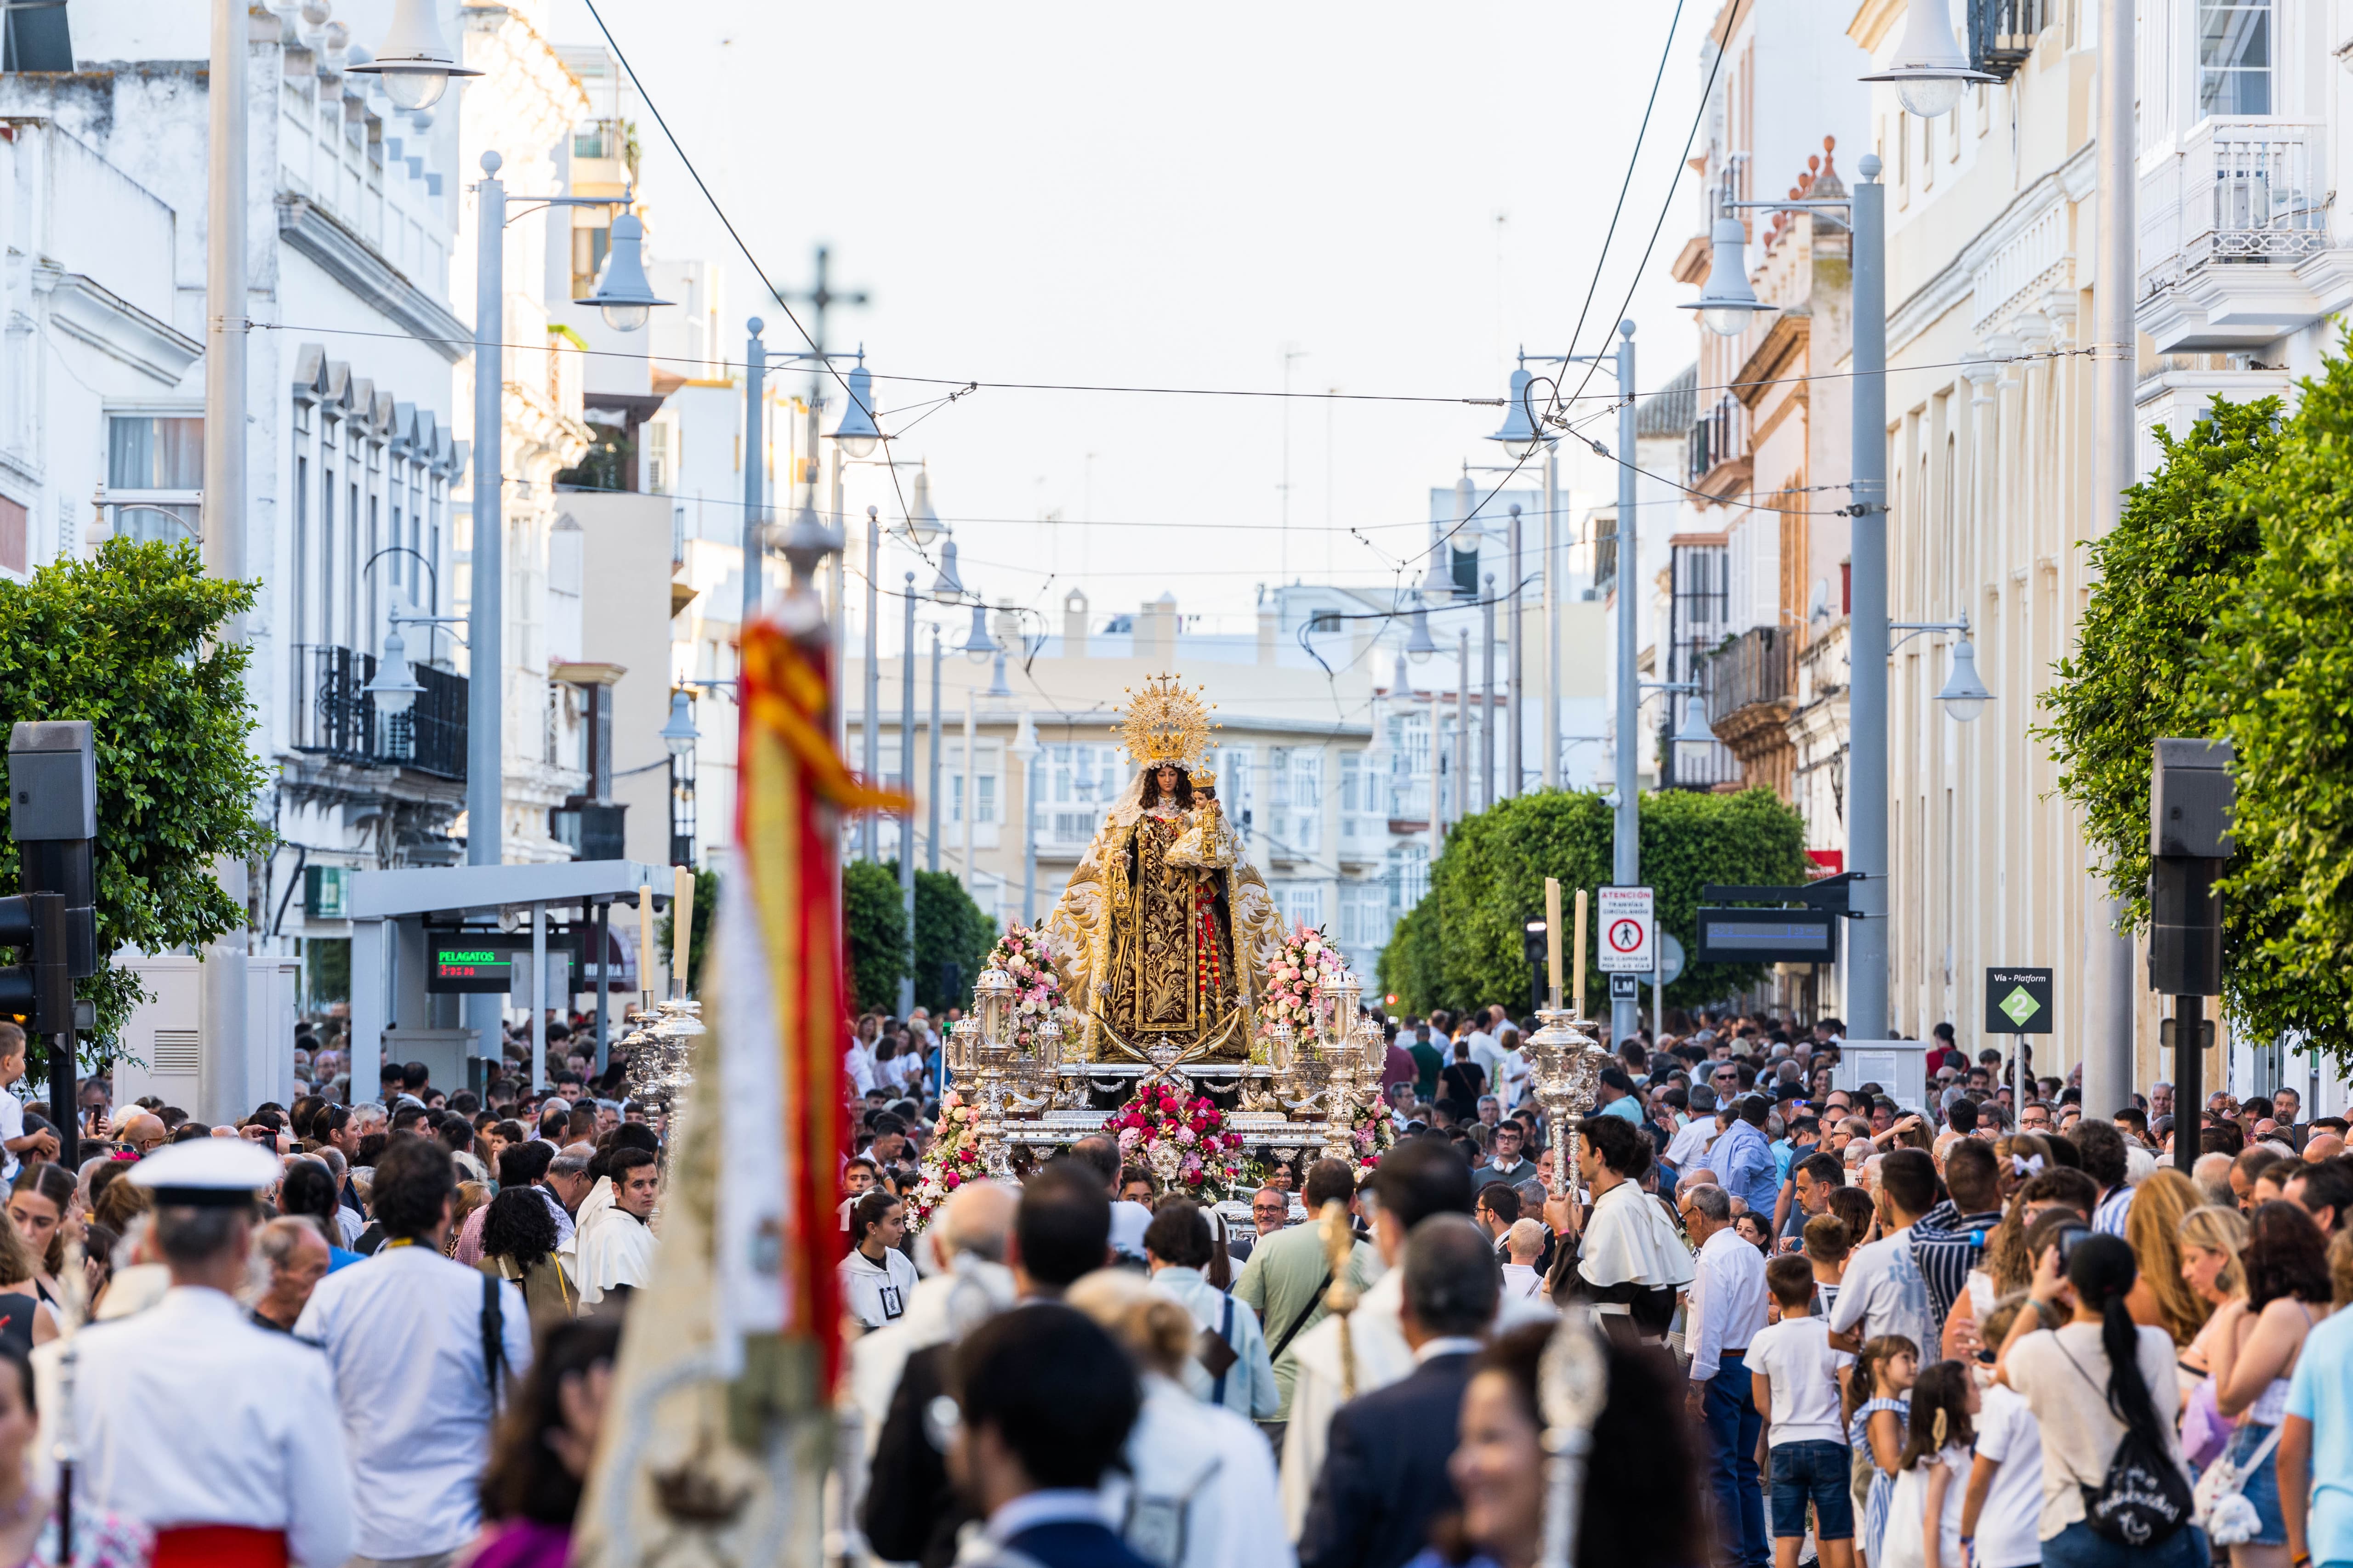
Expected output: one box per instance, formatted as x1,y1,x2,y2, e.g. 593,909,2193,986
1043,674,1288,1063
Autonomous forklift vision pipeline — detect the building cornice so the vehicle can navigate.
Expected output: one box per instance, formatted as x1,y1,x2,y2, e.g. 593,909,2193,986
1885,141,2095,357
276,195,470,362
31,262,202,384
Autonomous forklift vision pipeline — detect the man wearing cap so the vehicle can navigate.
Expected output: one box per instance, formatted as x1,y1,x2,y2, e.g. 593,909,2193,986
70,1138,355,1567
297,1137,532,1568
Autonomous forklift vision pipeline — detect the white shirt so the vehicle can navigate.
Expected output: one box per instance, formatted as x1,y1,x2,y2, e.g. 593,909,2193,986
1114,1373,1293,1568
72,1287,354,1567
1827,1227,1935,1356
1744,1314,1853,1445
1665,1114,1719,1173
0,1089,23,1182
1466,1029,1506,1084
1972,1381,2046,1568
1685,1226,1768,1383
1500,1261,1543,1300
1109,1199,1154,1261
1497,1049,1531,1109
1152,1266,1280,1420
843,1042,879,1097
294,1242,534,1559
540,1182,579,1246
839,1244,920,1330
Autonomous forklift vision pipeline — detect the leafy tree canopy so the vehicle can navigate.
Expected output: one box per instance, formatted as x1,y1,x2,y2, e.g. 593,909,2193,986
0,540,271,1059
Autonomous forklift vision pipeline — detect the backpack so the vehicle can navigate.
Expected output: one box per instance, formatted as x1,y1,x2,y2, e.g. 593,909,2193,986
2058,1345,2193,1546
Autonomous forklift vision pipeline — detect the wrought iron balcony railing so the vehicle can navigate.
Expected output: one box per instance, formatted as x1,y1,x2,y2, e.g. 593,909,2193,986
290,644,467,780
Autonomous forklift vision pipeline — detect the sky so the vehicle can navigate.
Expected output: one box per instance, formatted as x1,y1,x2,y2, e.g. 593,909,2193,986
549,0,1715,641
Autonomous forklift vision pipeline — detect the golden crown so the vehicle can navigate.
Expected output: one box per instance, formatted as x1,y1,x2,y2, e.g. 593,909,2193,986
1116,672,1217,771
1192,765,1218,788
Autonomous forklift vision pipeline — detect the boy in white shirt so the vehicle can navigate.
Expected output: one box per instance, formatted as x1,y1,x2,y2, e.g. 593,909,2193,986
1748,1252,1857,1568
1959,1299,2043,1568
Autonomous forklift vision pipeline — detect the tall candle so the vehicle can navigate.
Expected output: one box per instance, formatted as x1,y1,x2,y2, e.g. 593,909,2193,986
1545,878,1563,1007
672,864,696,997
637,883,655,1001
1573,888,1589,1019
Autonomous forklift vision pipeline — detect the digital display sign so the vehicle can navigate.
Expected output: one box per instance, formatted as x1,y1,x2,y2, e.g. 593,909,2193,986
427,934,528,994
1694,908,1840,965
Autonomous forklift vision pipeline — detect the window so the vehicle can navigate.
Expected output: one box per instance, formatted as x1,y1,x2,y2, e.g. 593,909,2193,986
0,496,23,574
103,415,204,544
572,222,611,303
1287,747,1323,853
2199,0,2271,115
1284,885,1324,932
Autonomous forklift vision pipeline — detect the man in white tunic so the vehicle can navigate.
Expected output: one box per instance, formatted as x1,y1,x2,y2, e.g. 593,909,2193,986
573,1145,659,1310
1279,1139,1556,1538
71,1139,356,1568
1573,1114,1695,1345
296,1136,533,1568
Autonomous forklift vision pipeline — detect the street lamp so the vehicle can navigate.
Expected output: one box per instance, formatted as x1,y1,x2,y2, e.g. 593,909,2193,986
1895,617,1995,722
1859,0,1995,119
1405,596,1439,664
348,0,479,110
660,688,699,757
1682,216,1776,337
830,356,883,458
960,601,995,662
1009,710,1041,925
904,464,945,548
363,625,424,717
573,207,671,333
931,540,969,604
1489,367,1548,460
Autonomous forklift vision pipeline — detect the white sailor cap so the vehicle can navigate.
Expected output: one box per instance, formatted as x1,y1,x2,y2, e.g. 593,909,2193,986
126,1138,280,1206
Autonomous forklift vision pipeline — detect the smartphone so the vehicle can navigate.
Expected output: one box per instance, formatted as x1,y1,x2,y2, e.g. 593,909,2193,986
2055,1223,2092,1265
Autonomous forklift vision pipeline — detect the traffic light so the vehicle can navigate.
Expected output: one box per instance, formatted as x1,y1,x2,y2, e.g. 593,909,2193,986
0,892,69,1032
8,723,96,980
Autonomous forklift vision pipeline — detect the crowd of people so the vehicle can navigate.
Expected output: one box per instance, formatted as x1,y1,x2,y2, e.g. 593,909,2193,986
837,998,2353,1568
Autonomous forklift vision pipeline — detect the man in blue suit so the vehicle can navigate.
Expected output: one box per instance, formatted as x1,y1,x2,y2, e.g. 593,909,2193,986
945,1301,1155,1568
1297,1213,1502,1568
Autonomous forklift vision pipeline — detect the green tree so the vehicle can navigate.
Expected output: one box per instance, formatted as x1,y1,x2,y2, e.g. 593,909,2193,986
1375,786,1808,1016
910,868,993,1015
843,859,906,1015
2037,397,2278,929
0,539,271,1059
2188,348,2353,1055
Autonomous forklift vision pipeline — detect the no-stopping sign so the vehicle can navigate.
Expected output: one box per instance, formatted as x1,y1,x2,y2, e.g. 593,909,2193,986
1597,886,1655,973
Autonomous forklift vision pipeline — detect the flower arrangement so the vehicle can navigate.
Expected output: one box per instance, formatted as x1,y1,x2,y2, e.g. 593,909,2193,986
907,1089,983,1229
1106,1083,1245,1197
1344,1094,1398,1171
986,924,1068,1051
1256,922,1347,1040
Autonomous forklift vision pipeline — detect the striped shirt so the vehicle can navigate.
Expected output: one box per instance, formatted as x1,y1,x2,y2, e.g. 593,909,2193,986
1907,1201,2003,1336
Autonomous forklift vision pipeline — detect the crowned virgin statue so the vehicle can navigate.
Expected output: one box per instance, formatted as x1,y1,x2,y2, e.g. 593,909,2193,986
1043,674,1288,1063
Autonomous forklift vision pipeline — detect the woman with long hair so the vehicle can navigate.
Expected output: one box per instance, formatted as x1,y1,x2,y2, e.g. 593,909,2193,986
0,1211,56,1355
2212,1202,2333,1568
6,1166,73,1307
2124,1170,2210,1346
477,1187,573,1321
1998,1231,2203,1568
1403,1319,1706,1568
472,1318,622,1568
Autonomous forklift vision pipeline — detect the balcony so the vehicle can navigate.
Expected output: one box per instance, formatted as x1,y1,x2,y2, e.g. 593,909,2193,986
2139,118,2339,352
1686,395,1752,497
1704,626,1799,797
290,645,467,780
1967,0,2051,82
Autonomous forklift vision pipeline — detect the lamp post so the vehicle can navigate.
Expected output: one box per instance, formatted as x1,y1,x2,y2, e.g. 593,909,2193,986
741,319,765,622
927,625,943,874
1482,572,1497,810
1690,15,1985,1036
898,569,918,1018
1488,366,1562,789
1010,711,1040,926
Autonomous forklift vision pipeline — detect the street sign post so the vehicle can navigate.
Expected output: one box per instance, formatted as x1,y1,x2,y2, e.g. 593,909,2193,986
1598,886,1655,973
1984,967,2053,1034
1609,973,1639,1001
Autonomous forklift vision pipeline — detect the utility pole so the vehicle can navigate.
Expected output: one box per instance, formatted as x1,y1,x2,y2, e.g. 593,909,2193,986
1481,572,1497,810
898,571,916,1018
1847,158,1891,1042
1610,320,1639,1047
1507,503,1523,798
1455,629,1470,827
741,319,765,622
1542,446,1560,791
465,150,507,1073
927,627,943,873
199,0,251,1122
2083,0,2139,1119
862,506,880,862
777,246,866,756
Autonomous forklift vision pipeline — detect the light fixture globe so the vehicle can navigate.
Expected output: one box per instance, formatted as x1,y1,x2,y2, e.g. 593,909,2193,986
1489,366,1548,460
1936,636,1993,722
1681,216,1775,337
660,688,699,758
830,359,882,458
961,601,995,663
905,465,945,547
931,537,969,604
1671,696,1717,751
1859,0,1995,119
574,210,671,333
348,0,480,111
363,626,424,717
1404,597,1439,664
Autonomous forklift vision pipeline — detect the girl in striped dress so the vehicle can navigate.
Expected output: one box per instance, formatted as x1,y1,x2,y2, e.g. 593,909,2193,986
1845,1335,1919,1568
